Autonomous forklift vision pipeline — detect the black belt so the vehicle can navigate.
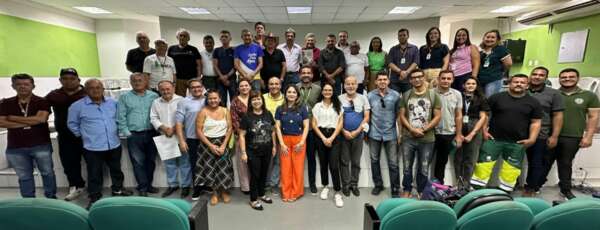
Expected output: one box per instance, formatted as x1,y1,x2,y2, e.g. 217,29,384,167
131,130,154,134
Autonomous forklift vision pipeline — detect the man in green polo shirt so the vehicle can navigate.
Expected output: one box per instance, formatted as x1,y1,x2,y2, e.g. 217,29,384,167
541,68,599,200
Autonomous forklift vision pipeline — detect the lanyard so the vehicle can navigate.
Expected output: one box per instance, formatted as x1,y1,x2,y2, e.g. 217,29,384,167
301,87,312,104
464,97,472,114
18,101,29,117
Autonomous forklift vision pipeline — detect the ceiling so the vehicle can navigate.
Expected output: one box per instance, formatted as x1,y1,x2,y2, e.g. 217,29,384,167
29,0,568,24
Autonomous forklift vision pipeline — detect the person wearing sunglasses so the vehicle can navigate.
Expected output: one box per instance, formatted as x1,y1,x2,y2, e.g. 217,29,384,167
366,71,402,197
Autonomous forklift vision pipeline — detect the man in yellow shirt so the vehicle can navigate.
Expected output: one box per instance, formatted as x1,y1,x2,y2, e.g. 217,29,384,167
263,77,284,195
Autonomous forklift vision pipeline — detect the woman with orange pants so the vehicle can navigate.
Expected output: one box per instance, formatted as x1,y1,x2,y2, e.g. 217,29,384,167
274,85,309,202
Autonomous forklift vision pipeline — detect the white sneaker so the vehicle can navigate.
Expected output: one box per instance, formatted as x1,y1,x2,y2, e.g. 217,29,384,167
334,193,344,208
65,186,84,201
320,187,330,200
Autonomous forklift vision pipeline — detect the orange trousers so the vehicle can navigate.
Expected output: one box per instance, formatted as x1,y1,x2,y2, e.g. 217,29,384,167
280,135,306,199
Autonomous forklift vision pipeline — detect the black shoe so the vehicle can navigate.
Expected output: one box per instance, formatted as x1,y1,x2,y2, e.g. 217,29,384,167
390,188,400,198
310,184,318,195
241,190,250,195
342,188,351,197
147,186,159,194
352,186,360,196
138,191,148,197
561,190,576,200
192,187,203,201
371,186,384,196
162,187,179,198
181,187,191,198
86,198,99,210
112,189,133,196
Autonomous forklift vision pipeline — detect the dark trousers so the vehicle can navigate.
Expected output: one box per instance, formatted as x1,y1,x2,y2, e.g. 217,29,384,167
390,82,411,94
218,76,237,106
542,136,581,192
126,130,158,192
433,134,455,184
248,146,272,202
57,131,86,188
451,72,471,92
316,128,342,191
340,133,364,189
369,139,400,190
525,138,552,191
202,75,219,90
84,147,125,200
306,130,317,187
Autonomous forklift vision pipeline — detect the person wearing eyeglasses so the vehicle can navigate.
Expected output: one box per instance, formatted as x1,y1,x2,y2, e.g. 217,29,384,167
367,70,402,197
398,70,441,198
338,76,370,197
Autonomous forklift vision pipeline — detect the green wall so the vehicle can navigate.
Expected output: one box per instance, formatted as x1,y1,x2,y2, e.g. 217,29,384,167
0,14,100,77
504,13,600,77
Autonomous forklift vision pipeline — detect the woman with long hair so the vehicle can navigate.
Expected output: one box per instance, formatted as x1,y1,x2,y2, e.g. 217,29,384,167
195,89,234,205
419,27,450,88
239,91,276,210
449,28,481,92
367,36,387,92
230,79,251,194
479,29,513,97
274,85,309,202
454,77,489,190
311,82,344,207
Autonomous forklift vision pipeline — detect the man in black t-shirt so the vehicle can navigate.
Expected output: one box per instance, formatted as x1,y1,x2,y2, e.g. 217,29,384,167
126,32,156,73
471,74,542,192
168,28,202,96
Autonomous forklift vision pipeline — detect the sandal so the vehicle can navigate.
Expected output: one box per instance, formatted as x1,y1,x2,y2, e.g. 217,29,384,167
260,196,273,204
250,201,263,211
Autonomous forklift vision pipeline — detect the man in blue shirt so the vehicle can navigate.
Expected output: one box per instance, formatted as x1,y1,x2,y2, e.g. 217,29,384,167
213,30,236,105
367,71,402,197
388,28,420,94
117,73,160,196
175,79,206,200
68,79,132,208
235,28,264,92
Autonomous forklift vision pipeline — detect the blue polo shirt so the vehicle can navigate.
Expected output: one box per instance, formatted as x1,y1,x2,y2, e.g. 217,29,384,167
275,105,308,135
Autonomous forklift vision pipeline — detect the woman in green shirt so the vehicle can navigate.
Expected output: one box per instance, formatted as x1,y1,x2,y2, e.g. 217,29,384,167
367,37,387,92
479,30,512,97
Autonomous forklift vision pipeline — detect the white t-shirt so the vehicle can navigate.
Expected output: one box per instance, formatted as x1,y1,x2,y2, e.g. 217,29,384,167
200,50,215,76
143,54,176,89
345,53,369,83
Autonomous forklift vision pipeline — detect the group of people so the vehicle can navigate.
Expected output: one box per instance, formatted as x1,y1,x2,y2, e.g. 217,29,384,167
1,22,599,212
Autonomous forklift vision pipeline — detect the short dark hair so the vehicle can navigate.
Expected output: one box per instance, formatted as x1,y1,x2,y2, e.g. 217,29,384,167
203,35,214,41
248,91,267,112
531,66,549,76
327,34,336,39
559,68,579,78
398,28,409,35
438,70,454,78
11,73,34,85
220,30,230,35
187,79,202,88
300,65,312,73
410,69,424,77
376,70,389,79
254,21,265,29
510,74,529,82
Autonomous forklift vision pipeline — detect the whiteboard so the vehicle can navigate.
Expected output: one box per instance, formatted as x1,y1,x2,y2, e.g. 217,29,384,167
558,29,589,63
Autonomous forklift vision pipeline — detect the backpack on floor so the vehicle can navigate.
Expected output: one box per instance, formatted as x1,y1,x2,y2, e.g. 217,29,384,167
421,179,468,207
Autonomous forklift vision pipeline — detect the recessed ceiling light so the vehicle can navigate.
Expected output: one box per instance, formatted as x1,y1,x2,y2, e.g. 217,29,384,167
179,7,211,15
73,6,112,14
388,6,421,14
491,5,527,13
287,7,312,14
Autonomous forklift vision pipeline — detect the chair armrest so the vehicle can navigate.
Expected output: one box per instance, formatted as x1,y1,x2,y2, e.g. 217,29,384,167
364,203,380,230
188,198,209,230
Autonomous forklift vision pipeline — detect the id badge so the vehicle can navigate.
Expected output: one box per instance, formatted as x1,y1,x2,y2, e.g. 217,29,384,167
23,126,31,130
400,58,406,64
426,53,431,60
483,60,490,68
463,115,469,124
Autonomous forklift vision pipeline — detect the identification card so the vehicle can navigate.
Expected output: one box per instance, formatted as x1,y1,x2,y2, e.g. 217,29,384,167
400,58,406,64
23,126,31,130
426,53,431,60
463,115,469,124
483,60,490,68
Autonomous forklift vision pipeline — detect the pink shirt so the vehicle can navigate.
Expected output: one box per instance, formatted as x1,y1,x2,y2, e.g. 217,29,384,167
450,45,473,76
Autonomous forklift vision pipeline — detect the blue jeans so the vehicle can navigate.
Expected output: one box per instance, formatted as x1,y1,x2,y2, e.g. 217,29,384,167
283,72,300,89
6,144,57,198
164,155,192,188
251,79,262,92
126,131,158,192
484,79,504,97
525,138,552,192
369,139,400,190
401,138,434,193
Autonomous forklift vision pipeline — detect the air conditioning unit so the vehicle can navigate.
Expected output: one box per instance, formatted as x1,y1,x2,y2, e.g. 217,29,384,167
516,0,600,25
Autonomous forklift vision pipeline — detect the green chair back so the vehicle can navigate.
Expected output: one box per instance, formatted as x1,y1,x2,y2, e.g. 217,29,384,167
514,197,551,215
532,198,600,230
376,198,416,219
453,189,509,216
457,200,533,230
89,197,191,230
0,198,90,230
380,200,456,230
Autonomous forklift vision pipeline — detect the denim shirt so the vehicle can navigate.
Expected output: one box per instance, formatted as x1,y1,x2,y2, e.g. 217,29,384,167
175,96,206,139
368,88,401,141
68,96,121,151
